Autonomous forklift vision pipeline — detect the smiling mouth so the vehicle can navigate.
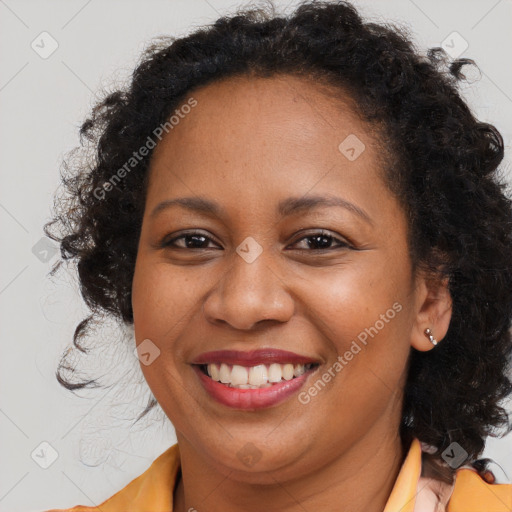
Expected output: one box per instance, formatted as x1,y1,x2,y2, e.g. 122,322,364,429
197,362,319,389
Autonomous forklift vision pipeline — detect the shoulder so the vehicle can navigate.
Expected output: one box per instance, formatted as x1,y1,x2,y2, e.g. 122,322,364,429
43,443,181,512
447,467,512,512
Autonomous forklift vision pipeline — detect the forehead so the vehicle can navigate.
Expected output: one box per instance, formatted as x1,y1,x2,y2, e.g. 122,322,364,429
151,73,369,158
146,74,389,217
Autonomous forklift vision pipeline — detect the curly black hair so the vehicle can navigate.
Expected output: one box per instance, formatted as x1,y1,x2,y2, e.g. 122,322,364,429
44,0,512,480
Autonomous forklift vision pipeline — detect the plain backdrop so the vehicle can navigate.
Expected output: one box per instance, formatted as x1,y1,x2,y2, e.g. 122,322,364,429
1,0,511,510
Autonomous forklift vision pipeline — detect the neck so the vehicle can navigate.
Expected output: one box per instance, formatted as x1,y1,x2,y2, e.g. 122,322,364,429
173,427,407,512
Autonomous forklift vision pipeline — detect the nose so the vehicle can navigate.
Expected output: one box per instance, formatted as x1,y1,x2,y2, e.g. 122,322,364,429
202,247,295,331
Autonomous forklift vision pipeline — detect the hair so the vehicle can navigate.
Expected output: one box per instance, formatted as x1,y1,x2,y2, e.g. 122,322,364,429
44,0,512,481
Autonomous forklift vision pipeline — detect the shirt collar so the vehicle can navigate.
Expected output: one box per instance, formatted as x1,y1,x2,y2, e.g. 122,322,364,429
383,437,423,512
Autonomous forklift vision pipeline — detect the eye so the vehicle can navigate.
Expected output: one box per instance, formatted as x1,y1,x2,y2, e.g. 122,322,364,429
288,230,352,251
161,230,222,250
160,229,352,252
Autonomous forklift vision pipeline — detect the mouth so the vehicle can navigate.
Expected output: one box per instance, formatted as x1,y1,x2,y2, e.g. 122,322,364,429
192,354,320,410
196,362,318,389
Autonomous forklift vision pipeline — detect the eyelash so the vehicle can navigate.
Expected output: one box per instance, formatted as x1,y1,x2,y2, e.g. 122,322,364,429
161,229,352,252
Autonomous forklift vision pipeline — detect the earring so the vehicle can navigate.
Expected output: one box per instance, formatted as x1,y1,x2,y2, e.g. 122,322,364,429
424,328,438,346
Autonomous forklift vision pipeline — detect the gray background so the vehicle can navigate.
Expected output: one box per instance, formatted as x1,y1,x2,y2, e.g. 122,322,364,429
1,0,511,510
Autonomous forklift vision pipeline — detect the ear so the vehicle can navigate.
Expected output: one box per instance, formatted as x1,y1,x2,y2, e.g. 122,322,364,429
410,271,452,352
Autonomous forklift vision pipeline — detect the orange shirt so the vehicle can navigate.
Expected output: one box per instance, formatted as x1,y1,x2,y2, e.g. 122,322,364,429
46,438,512,512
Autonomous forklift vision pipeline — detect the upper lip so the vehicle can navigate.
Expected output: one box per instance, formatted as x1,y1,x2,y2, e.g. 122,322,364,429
192,349,320,366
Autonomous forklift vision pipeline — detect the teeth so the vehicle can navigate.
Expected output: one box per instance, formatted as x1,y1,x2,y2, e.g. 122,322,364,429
219,363,231,384
231,365,249,385
268,363,282,382
205,362,312,388
293,364,305,377
210,363,220,381
248,364,268,386
282,363,294,380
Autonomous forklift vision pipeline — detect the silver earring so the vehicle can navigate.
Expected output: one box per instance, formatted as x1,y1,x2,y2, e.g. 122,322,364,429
424,328,438,346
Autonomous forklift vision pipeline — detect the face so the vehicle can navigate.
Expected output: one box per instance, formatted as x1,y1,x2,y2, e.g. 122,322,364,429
132,74,431,483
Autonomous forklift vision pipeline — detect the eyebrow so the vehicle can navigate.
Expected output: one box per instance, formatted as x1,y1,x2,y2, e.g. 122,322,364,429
150,194,373,225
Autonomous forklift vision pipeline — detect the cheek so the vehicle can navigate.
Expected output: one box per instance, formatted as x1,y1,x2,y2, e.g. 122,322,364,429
301,251,409,342
298,254,412,410
131,257,213,398
131,258,202,426
132,259,202,339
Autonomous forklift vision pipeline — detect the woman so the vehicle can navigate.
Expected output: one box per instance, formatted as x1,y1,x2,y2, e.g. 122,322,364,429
45,1,512,510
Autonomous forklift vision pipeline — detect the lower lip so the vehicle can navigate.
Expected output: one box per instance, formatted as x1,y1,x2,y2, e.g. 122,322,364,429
193,365,314,410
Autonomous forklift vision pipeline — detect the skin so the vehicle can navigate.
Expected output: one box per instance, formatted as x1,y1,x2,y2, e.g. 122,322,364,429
131,74,452,512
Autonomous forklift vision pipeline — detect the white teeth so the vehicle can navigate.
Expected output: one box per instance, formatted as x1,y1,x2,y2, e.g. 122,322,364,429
282,363,294,380
210,363,220,381
219,363,231,383
293,364,305,377
230,365,249,385
268,363,283,383
248,364,268,386
204,362,312,388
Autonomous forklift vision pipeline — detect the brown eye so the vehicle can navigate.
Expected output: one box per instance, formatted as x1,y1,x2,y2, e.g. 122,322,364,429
290,230,351,251
162,231,221,250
